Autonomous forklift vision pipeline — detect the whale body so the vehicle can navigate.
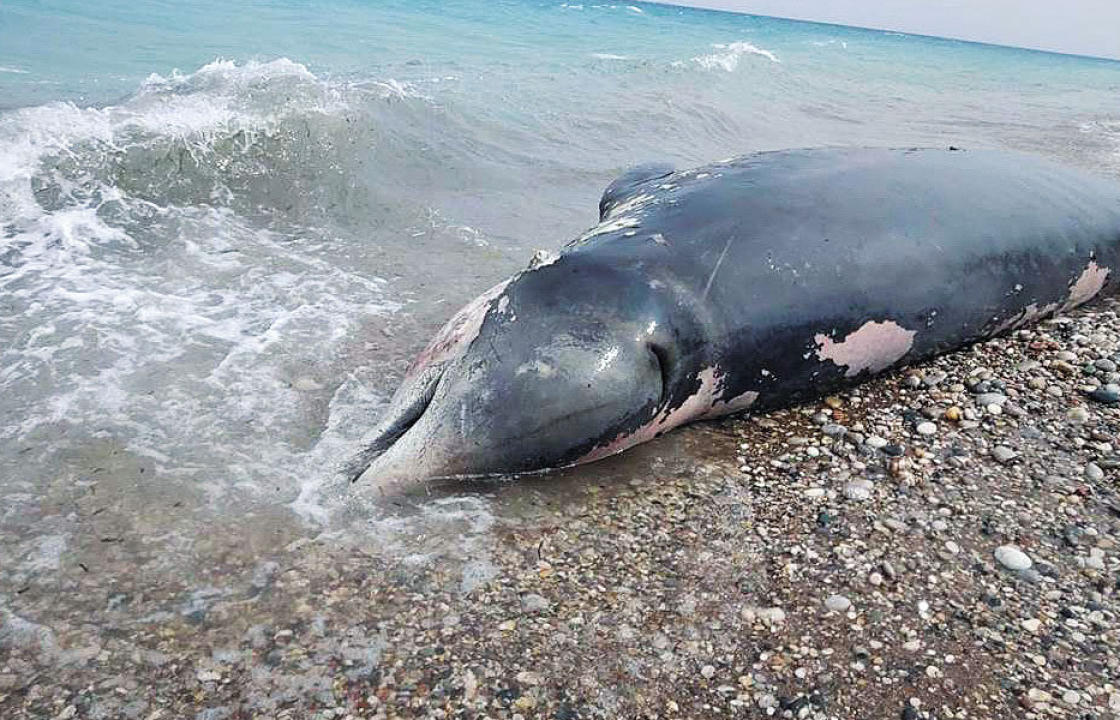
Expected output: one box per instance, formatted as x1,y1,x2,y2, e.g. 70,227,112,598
351,148,1120,489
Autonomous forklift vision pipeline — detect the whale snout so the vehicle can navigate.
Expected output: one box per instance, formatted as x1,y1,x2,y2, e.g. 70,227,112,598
352,329,666,490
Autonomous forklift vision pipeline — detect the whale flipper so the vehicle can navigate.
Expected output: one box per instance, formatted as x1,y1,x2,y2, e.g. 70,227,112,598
599,162,676,220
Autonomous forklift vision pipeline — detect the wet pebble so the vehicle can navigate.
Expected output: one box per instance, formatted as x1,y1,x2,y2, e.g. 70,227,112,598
1088,387,1120,405
824,594,852,612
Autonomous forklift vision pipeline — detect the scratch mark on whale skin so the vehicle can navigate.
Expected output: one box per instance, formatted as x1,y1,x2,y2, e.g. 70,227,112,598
814,320,916,378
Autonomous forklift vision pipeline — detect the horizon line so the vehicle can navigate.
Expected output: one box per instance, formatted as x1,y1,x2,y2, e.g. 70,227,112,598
642,0,1120,64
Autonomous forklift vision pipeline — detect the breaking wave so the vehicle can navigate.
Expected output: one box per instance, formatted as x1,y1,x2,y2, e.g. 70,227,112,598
689,41,781,70
0,59,442,522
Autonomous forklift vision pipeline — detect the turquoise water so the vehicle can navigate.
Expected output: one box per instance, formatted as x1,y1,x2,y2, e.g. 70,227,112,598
2,0,1120,521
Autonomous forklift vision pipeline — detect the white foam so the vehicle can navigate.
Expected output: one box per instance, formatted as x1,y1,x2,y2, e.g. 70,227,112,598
691,41,780,71
0,59,410,525
591,53,628,60
0,66,29,74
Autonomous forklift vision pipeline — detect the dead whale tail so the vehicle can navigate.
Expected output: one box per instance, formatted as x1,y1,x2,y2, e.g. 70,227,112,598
344,364,443,483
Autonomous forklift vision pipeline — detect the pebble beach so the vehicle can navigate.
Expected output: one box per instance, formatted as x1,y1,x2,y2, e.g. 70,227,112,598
4,297,1120,719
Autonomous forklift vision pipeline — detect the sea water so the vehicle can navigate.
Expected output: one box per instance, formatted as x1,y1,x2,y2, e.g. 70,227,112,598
2,0,1119,534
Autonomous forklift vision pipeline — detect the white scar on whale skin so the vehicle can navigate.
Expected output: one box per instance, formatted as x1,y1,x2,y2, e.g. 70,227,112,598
814,320,916,378
1064,261,1110,310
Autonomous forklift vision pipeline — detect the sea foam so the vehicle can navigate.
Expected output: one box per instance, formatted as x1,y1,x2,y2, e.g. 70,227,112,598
691,41,781,70
0,59,415,524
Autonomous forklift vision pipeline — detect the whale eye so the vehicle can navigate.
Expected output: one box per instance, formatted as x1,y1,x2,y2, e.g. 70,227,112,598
647,342,673,408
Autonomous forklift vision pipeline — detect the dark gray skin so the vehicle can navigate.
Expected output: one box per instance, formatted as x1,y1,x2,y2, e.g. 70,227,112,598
351,147,1120,490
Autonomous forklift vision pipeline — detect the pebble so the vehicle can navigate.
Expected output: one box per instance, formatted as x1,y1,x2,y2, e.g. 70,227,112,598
700,664,716,679
975,392,1007,407
995,545,1033,571
1089,387,1120,404
915,421,937,436
757,607,786,625
1068,406,1092,423
1085,463,1104,481
1028,688,1053,703
991,446,1017,464
1021,618,1042,633
923,371,948,387
1062,690,1080,705
865,435,888,449
844,479,874,501
520,594,551,612
824,594,852,612
821,423,847,438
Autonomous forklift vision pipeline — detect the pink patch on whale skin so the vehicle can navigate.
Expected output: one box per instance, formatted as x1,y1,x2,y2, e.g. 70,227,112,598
406,278,511,378
814,320,916,378
580,366,755,463
1064,261,1110,310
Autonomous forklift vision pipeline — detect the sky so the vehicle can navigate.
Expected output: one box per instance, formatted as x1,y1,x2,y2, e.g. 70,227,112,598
663,1,1120,61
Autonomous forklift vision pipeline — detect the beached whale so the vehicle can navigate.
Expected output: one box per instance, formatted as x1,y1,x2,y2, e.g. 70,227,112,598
350,147,1120,489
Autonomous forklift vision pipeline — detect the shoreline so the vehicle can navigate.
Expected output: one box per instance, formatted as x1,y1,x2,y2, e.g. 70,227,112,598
3,299,1120,718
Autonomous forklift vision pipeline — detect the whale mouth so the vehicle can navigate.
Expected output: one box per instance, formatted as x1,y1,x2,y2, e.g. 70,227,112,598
346,364,443,483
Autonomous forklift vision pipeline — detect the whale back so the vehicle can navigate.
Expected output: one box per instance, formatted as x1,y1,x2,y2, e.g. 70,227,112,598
598,162,676,220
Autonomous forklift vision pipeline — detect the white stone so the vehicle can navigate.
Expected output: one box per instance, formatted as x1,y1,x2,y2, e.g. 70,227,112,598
994,545,1032,571
844,479,874,501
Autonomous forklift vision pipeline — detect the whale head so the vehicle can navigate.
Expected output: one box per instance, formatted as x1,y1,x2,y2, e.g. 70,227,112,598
348,255,690,491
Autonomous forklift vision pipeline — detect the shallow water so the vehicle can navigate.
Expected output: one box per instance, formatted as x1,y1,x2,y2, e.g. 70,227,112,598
2,0,1120,570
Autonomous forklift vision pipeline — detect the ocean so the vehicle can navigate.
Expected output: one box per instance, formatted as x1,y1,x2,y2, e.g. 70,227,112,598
2,0,1120,532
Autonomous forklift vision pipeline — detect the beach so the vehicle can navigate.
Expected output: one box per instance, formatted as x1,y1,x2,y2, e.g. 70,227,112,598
4,299,1120,718
2,1,1120,717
